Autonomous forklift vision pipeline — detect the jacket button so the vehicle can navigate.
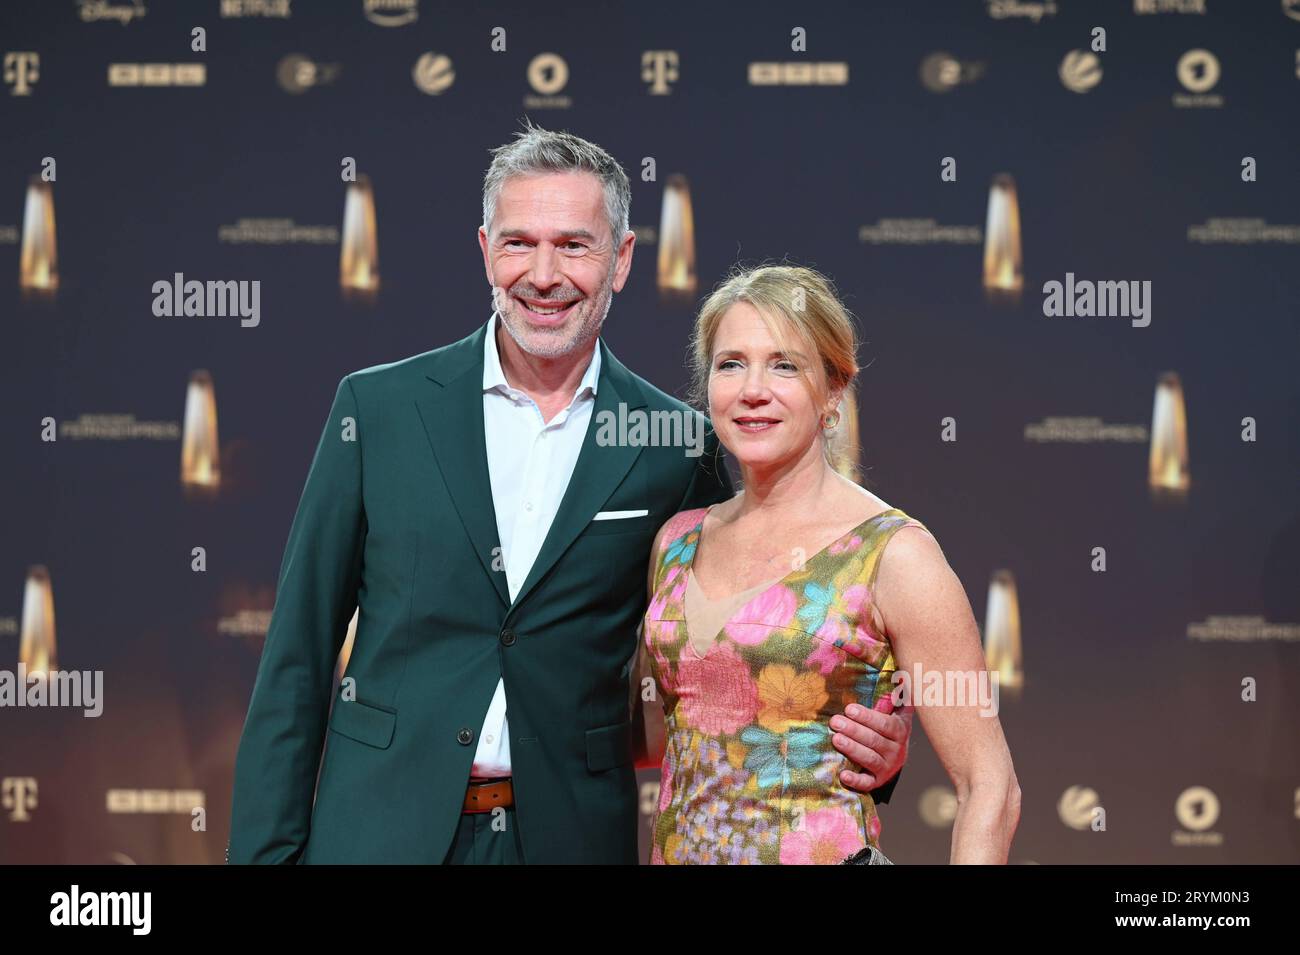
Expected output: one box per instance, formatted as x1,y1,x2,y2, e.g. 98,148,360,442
499,628,517,646
456,727,473,745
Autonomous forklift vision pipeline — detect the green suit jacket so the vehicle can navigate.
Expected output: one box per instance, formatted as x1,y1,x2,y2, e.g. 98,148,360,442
229,317,738,863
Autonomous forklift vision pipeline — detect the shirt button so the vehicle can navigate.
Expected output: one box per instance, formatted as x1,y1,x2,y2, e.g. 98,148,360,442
524,501,533,512
457,727,473,745
486,734,494,744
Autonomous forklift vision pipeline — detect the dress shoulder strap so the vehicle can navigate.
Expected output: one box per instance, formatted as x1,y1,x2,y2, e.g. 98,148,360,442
650,507,708,594
858,509,935,594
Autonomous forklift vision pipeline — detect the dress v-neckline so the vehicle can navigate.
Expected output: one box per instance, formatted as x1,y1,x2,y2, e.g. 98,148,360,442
684,569,781,660
680,505,900,659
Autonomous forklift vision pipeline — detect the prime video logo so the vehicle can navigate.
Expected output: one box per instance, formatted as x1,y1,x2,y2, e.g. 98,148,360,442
594,404,704,458
1042,273,1150,327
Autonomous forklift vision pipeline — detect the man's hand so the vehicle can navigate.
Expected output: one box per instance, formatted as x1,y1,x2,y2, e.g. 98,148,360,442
831,703,913,794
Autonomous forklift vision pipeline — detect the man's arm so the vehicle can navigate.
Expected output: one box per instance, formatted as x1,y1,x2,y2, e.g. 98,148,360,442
228,375,367,864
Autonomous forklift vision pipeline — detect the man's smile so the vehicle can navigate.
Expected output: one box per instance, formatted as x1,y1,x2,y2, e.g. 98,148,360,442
513,294,582,326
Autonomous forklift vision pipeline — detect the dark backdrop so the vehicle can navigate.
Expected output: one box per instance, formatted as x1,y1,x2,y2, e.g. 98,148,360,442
1,0,1297,864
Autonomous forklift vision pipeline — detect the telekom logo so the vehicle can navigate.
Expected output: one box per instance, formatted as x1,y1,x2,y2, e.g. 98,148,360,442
2,777,38,821
4,52,39,95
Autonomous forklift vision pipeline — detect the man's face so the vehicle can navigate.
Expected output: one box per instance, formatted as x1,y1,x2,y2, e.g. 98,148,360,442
479,171,634,358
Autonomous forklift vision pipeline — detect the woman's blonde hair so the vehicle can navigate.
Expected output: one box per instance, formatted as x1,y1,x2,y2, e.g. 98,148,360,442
689,262,862,478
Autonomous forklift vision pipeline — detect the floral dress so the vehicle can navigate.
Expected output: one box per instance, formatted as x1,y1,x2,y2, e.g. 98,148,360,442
644,505,929,865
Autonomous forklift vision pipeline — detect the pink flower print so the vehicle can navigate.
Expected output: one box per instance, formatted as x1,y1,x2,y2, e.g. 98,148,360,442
644,615,680,650
662,510,707,548
779,806,864,864
852,623,892,669
676,642,759,735
648,565,686,619
669,574,688,605
644,626,677,695
814,583,870,645
867,811,883,843
828,534,863,556
873,685,898,713
647,589,670,623
803,638,842,676
725,584,798,645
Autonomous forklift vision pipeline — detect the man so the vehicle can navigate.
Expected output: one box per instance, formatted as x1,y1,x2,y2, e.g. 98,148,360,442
228,121,911,864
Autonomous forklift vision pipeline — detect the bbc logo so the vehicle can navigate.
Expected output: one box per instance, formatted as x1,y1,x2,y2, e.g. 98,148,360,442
106,789,205,813
108,63,207,87
748,62,849,86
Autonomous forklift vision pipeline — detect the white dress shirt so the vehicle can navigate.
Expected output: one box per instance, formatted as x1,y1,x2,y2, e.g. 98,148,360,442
471,311,602,778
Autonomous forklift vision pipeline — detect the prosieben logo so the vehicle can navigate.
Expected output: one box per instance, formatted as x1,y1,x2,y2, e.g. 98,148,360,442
50,885,151,935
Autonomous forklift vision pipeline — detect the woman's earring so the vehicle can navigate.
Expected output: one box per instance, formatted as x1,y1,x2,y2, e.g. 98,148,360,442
821,409,840,430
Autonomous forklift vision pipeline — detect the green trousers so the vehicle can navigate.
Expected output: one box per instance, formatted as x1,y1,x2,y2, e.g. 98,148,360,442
442,805,524,864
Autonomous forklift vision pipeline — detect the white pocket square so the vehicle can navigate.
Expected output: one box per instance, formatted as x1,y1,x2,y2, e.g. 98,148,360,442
592,509,649,521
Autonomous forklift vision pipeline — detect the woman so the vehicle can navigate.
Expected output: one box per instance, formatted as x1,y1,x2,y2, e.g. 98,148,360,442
643,264,1020,864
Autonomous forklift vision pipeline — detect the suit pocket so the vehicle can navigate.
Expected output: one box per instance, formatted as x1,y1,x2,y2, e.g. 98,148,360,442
585,720,633,772
328,697,397,749
582,471,651,537
583,511,654,537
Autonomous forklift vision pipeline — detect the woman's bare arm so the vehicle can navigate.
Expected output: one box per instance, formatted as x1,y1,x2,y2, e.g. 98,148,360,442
874,526,1022,863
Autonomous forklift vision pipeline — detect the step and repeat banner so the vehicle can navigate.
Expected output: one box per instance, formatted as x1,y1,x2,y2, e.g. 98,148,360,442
1,0,1298,864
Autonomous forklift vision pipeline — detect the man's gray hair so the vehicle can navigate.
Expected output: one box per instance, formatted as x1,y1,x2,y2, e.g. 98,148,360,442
482,119,631,246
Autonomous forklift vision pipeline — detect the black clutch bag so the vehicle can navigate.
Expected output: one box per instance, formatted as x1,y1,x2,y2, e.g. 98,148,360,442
840,844,895,865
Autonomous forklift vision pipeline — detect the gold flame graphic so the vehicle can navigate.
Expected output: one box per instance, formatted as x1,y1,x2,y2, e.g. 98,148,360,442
983,569,1022,694
657,174,697,301
983,173,1023,303
181,370,221,492
19,565,57,674
1149,371,1190,500
341,174,380,295
20,177,58,294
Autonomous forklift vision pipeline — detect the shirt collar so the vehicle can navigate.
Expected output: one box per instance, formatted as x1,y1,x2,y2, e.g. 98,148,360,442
482,310,601,400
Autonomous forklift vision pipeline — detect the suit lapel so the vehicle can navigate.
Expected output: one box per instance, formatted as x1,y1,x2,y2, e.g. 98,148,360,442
414,320,511,608
506,339,648,618
414,319,650,617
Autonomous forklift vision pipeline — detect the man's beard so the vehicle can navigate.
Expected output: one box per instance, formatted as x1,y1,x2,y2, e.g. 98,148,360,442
492,268,614,359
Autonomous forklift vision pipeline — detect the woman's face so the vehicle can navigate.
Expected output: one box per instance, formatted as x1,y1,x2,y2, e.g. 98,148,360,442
707,301,835,474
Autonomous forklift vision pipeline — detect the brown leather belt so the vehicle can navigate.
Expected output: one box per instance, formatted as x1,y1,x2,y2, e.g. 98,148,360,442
464,776,514,813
